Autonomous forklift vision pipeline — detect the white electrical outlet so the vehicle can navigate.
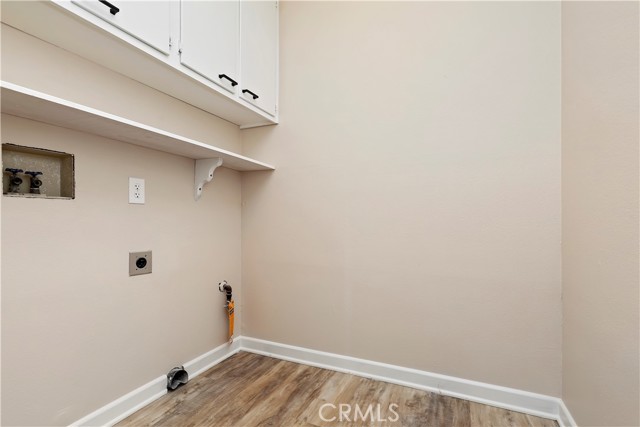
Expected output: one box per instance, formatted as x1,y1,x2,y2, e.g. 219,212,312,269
129,177,145,204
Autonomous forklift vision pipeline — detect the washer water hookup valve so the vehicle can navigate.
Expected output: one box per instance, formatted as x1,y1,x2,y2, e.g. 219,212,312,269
24,171,43,194
4,168,24,194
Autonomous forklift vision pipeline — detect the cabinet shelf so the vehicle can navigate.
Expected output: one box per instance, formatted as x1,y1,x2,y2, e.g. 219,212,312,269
0,81,275,172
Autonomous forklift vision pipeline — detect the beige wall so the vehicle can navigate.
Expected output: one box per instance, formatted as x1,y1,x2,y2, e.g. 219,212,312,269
1,25,243,426
561,2,640,426
242,1,562,396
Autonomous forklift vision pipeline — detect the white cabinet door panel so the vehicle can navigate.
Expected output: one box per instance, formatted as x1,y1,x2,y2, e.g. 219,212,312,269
72,1,171,54
240,0,277,116
180,0,239,94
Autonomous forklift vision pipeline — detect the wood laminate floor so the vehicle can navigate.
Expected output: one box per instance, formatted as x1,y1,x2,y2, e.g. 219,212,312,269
118,352,559,427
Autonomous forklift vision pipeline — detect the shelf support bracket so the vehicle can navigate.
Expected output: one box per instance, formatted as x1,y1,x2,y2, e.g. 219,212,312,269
195,158,223,201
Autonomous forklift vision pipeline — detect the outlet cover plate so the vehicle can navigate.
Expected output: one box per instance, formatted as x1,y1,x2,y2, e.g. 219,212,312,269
129,177,145,204
129,251,152,276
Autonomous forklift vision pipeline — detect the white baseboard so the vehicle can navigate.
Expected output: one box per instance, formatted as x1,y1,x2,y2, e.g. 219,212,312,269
69,338,242,426
183,337,243,378
241,337,573,426
69,336,576,427
69,375,167,427
558,399,579,427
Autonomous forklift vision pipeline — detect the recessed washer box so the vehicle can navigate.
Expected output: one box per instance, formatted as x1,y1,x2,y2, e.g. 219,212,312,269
2,143,75,199
129,251,152,276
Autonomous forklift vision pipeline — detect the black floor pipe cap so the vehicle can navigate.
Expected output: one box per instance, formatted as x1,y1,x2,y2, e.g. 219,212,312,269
167,366,189,391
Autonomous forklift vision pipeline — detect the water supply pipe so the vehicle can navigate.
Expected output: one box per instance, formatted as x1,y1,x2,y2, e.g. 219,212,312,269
218,280,235,343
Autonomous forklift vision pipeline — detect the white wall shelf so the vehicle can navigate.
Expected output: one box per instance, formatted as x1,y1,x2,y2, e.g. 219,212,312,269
0,82,275,173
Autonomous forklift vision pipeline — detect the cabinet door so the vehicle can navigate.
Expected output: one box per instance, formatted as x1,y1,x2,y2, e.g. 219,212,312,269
240,1,278,116
72,1,171,55
180,0,239,94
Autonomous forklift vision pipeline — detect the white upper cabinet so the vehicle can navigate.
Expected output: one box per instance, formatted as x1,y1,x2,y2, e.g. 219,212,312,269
240,1,278,116
1,0,278,127
72,1,172,55
180,1,239,94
